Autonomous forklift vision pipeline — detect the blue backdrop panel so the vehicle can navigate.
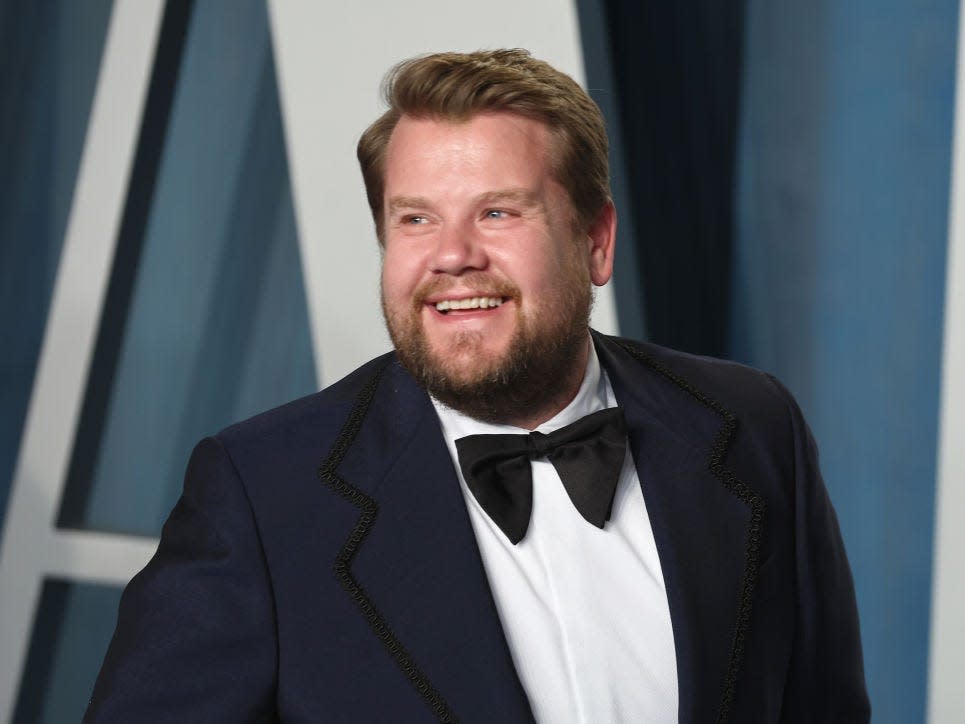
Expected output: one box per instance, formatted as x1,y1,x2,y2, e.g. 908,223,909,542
0,0,114,534
13,580,123,724
65,0,316,536
733,1,957,720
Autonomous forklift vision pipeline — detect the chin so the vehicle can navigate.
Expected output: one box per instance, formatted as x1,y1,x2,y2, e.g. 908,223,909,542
426,329,507,364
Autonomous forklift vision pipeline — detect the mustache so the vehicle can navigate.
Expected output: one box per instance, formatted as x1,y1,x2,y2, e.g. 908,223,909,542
414,272,520,303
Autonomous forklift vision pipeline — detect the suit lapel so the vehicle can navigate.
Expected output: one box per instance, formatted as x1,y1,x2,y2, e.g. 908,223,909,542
595,335,765,724
322,358,533,723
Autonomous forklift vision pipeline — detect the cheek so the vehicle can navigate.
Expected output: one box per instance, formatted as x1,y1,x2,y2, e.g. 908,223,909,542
524,247,579,294
381,251,418,301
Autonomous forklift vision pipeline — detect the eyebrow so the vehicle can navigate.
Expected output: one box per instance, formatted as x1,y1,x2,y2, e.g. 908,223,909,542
474,188,541,207
387,188,541,214
387,196,432,214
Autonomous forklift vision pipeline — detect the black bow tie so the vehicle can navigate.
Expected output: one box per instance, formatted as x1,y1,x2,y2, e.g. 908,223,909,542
455,407,628,544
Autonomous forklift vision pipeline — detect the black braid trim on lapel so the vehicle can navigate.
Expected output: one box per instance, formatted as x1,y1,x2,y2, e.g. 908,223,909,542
318,361,459,724
615,340,765,724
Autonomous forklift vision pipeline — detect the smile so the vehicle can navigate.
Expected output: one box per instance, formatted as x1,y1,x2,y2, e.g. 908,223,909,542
434,297,505,313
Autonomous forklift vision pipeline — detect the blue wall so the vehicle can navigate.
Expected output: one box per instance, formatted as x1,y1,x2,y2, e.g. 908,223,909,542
733,1,958,720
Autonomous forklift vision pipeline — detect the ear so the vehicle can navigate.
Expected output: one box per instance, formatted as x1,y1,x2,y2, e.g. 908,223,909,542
587,201,617,286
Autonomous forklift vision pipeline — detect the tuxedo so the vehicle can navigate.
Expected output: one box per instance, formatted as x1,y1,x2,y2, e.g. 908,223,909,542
85,333,869,723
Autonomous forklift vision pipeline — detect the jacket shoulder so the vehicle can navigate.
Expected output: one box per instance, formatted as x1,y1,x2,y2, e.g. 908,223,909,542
215,351,397,458
597,334,793,423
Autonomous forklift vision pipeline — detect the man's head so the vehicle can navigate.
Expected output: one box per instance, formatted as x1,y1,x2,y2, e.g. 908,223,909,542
363,50,616,428
358,49,611,243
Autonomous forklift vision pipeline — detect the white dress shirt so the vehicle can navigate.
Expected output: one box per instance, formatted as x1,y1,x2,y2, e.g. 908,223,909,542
432,346,678,723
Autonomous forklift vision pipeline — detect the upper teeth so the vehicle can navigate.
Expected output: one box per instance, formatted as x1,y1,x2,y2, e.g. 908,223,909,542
435,297,504,311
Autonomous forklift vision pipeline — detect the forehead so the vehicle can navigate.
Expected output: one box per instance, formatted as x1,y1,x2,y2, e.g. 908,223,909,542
383,112,557,195
386,112,551,160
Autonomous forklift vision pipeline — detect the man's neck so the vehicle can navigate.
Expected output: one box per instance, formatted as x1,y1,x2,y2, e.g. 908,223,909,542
502,335,592,430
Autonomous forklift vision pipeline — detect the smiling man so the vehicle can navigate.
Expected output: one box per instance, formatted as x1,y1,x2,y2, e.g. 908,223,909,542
86,50,870,723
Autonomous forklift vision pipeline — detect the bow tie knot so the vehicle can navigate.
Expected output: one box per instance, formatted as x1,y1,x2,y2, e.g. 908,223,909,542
455,407,628,544
527,431,554,458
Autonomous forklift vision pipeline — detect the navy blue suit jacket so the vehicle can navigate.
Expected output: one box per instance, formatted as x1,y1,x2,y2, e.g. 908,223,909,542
85,334,869,722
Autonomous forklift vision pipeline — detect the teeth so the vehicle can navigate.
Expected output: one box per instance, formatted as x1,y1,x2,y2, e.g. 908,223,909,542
435,297,504,312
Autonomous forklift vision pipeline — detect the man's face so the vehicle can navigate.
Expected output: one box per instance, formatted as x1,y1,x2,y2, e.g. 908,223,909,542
380,112,614,425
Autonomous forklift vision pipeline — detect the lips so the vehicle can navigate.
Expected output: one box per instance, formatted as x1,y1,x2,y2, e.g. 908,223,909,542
434,296,506,313
416,273,518,317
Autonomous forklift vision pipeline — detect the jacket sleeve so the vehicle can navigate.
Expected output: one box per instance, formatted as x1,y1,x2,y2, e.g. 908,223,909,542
770,376,871,722
84,436,278,723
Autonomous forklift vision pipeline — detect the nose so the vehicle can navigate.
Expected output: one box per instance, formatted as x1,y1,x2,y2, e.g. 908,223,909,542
429,220,488,275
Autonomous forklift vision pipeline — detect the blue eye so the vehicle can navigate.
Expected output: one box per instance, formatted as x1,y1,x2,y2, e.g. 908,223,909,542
405,215,427,224
485,210,506,219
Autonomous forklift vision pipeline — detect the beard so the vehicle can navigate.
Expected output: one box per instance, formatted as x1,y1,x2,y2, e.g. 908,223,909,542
382,263,593,426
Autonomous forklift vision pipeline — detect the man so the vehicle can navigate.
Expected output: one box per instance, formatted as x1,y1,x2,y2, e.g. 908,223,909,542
86,49,869,722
